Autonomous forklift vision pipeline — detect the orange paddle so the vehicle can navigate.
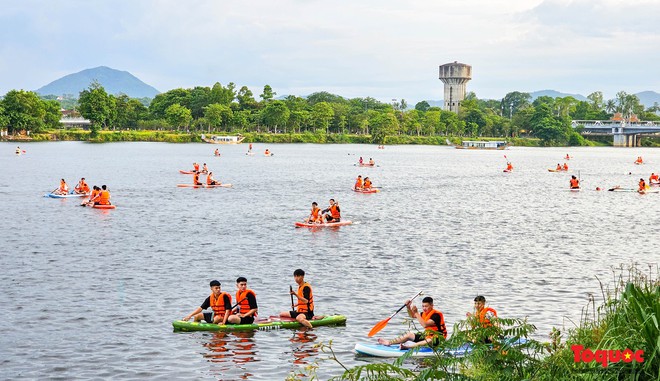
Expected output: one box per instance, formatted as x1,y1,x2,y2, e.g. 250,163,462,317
368,291,423,337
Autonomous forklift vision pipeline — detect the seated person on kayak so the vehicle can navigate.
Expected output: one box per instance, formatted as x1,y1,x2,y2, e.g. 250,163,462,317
305,202,322,224
201,163,208,174
369,158,375,165
55,178,69,195
649,173,659,185
206,172,219,186
556,164,562,171
94,185,112,205
74,178,90,194
639,178,647,192
265,149,271,156
363,177,373,190
83,185,101,206
193,162,200,173
182,280,232,325
227,277,258,325
506,162,513,172
563,163,569,171
354,175,363,190
279,269,314,329
467,295,498,343
569,175,580,189
322,199,340,222
377,296,447,349
193,172,203,186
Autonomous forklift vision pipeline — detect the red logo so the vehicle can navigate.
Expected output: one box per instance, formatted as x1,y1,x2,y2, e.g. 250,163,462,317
571,345,644,368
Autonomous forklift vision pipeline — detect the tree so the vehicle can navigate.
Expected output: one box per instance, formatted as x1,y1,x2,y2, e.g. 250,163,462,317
204,103,233,130
415,101,430,112
210,82,236,106
149,88,191,119
261,100,290,132
530,103,570,145
1,90,48,134
502,91,531,119
78,82,114,137
311,102,334,133
236,86,257,110
42,99,62,130
587,91,603,111
369,112,398,144
307,91,346,105
165,103,192,129
259,85,276,102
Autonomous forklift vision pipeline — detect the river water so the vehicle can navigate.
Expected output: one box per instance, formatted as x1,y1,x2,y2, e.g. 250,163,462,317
1,142,659,380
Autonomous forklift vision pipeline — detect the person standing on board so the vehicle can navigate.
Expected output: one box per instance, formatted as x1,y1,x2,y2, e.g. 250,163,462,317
227,277,258,325
569,175,580,189
305,202,322,224
182,280,232,325
359,157,364,165
322,199,341,222
377,296,447,349
15,146,21,155
248,143,253,152
279,269,314,329
354,175,363,190
94,185,112,205
467,295,498,343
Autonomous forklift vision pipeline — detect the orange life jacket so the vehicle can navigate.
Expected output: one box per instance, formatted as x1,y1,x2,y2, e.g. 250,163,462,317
210,292,232,316
90,189,100,200
296,282,314,313
236,289,257,317
556,164,562,170
563,164,569,170
422,308,447,338
193,173,200,184
570,178,579,188
329,204,340,219
355,178,363,188
206,175,213,185
364,180,372,188
193,163,200,171
265,150,270,155
98,190,111,205
639,180,646,191
507,163,513,171
310,207,320,219
650,174,659,182
60,181,68,193
478,307,497,328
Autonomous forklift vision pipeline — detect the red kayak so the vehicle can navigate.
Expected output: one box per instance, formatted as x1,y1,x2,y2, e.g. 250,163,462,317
179,170,198,174
177,183,232,188
353,188,379,193
295,220,353,228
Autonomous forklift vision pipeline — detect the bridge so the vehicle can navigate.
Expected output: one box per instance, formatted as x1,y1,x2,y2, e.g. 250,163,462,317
572,120,660,147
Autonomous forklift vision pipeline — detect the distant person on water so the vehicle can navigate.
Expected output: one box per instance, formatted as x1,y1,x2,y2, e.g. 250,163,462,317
279,269,314,329
570,175,580,189
55,179,69,195
15,146,21,155
377,296,447,349
639,178,647,192
74,178,90,194
193,162,200,173
265,149,271,156
649,173,659,184
249,143,253,152
354,175,363,190
359,157,363,164
182,280,232,325
506,162,513,172
214,149,220,156
227,277,258,325
369,158,375,165
305,202,322,224
562,163,569,171
363,177,372,190
635,156,643,164
206,172,219,186
202,163,208,174
94,185,111,205
556,164,562,171
467,295,498,343
322,199,341,222
193,172,203,186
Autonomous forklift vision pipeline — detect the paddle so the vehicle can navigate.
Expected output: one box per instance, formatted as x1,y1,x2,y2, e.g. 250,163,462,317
368,291,423,337
290,285,295,311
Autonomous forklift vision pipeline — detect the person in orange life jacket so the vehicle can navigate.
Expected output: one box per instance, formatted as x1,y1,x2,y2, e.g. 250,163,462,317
363,177,372,189
193,162,200,172
201,163,208,174
56,178,69,195
207,172,219,186
84,185,101,206
556,163,562,171
279,269,314,329
639,178,647,192
467,295,498,343
182,280,232,324
569,175,580,189
227,277,258,325
305,202,322,224
74,178,90,194
94,185,111,205
354,175,363,190
649,173,659,184
506,162,513,171
321,199,341,222
377,296,447,349
562,163,569,171
193,172,203,186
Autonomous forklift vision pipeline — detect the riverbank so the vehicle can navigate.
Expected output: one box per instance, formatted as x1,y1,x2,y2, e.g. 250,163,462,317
0,129,615,147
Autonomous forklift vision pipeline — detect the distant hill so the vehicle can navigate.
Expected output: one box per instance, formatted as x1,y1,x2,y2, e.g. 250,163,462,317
36,66,160,99
635,91,660,108
530,90,587,101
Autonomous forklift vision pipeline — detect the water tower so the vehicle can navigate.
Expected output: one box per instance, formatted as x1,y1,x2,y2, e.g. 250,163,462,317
439,61,472,113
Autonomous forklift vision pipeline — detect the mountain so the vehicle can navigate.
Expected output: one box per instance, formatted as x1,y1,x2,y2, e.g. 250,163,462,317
36,66,160,98
635,91,660,108
530,90,587,101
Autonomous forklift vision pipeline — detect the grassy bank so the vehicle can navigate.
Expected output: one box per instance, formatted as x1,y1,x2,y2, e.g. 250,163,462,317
7,129,607,147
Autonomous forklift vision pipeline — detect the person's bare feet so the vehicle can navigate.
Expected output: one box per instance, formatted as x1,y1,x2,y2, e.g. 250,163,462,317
377,338,391,346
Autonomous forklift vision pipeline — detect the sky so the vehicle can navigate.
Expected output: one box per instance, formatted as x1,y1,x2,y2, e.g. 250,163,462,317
1,0,658,104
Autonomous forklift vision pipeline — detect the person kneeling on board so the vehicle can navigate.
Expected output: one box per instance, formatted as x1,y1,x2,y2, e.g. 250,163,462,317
377,296,447,349
363,177,373,190
93,185,112,206
182,280,232,325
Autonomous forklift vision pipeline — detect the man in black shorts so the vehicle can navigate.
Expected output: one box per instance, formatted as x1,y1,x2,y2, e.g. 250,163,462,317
227,277,258,325
279,269,314,328
182,280,232,325
377,296,447,349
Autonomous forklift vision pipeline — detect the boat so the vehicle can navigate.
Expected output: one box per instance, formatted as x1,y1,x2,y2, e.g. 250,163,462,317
201,134,245,144
172,314,346,332
177,184,232,188
567,188,582,192
454,141,509,150
353,188,379,194
356,163,375,167
92,204,116,209
295,220,353,228
547,169,567,172
179,170,201,175
44,192,89,198
354,337,528,358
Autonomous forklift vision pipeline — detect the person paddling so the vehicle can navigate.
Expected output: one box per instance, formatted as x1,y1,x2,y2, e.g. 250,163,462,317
562,163,569,171
556,163,562,171
227,277,258,325
15,146,21,155
193,172,203,186
565,154,571,160
74,178,90,194
363,177,373,190
467,295,498,343
214,149,220,156
94,185,112,206
639,178,648,193
569,175,580,189
279,269,314,329
377,296,447,349
322,199,341,222
248,143,253,153
201,163,208,174
182,280,232,325
206,172,219,186
265,148,271,156
305,202,322,224
354,175,363,190
506,162,513,172
193,162,200,173
649,173,659,185
55,179,69,195
83,186,101,206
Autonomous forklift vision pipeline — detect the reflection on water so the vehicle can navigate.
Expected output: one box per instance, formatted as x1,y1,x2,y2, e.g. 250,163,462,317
204,331,258,380
289,330,318,365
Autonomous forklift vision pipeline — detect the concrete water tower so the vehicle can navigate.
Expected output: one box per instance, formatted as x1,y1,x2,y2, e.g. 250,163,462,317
439,61,472,113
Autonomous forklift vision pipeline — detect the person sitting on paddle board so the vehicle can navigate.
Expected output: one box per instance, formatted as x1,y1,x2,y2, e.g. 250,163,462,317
363,177,373,190
639,178,648,192
94,185,112,205
565,154,570,160
369,158,375,165
83,186,101,206
201,163,208,174
354,175,363,190
193,172,203,186
279,269,314,329
206,172,219,186
556,164,562,171
55,178,69,195
248,143,253,152
227,277,258,325
563,163,569,171
377,296,447,349
74,178,90,194
506,162,513,172
265,148,271,156
467,295,498,343
305,202,322,224
182,280,232,325
15,146,21,155
569,175,580,189
359,156,364,165
214,149,220,156
322,199,341,222
649,173,659,185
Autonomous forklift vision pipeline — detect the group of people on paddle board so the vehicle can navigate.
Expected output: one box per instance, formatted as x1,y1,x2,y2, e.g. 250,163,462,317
53,177,92,196
304,199,341,224
82,185,112,206
555,163,569,171
353,175,374,191
188,162,224,186
376,295,497,349
182,269,319,329
358,157,375,166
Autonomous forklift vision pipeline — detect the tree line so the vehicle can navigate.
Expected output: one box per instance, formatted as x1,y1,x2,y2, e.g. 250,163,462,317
1,81,659,145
